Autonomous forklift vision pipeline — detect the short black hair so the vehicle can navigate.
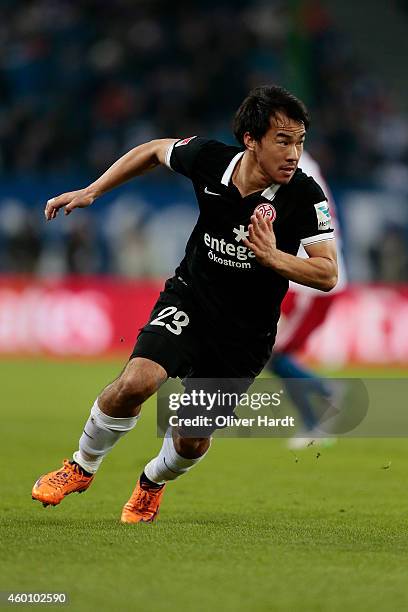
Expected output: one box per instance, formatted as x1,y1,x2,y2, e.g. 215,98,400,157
233,85,310,145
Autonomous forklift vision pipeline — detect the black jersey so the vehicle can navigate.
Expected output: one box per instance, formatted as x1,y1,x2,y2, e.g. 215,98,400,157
165,136,334,342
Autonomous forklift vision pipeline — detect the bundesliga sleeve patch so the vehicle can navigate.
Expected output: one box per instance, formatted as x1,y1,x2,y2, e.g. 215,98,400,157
314,201,331,230
175,136,197,147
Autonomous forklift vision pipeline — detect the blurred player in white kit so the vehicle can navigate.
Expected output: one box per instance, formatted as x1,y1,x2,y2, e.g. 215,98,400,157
267,150,347,449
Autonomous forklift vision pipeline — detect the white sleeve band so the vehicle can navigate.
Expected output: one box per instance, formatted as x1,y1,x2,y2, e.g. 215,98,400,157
301,231,335,246
164,142,176,170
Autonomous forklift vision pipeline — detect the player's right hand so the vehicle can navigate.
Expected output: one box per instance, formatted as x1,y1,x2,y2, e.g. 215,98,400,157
44,189,95,221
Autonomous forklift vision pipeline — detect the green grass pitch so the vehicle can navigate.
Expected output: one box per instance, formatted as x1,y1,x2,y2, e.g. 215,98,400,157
1,359,408,611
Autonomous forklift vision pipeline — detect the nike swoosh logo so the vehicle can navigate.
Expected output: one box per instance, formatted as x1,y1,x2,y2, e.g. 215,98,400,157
204,187,221,196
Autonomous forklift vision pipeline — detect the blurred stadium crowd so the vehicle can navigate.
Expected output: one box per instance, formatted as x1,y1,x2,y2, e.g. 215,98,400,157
1,0,408,279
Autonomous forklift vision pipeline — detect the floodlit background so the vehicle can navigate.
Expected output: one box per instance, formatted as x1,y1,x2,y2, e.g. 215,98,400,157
0,0,407,364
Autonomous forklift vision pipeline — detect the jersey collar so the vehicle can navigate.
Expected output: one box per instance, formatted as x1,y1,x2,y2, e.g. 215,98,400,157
221,151,245,186
220,151,281,201
261,184,281,201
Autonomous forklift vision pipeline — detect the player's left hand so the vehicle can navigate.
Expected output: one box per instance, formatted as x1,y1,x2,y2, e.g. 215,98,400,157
243,211,280,268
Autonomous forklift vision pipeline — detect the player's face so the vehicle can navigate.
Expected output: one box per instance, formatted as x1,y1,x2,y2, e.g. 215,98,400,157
246,113,306,184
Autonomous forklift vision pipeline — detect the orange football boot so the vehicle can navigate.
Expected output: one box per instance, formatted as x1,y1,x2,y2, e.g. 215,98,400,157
32,460,94,507
121,480,165,524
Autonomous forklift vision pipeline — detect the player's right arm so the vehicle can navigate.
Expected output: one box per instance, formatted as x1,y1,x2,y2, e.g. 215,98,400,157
44,139,177,220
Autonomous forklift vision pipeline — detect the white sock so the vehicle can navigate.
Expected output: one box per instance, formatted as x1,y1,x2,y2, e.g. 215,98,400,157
73,400,139,474
144,428,210,485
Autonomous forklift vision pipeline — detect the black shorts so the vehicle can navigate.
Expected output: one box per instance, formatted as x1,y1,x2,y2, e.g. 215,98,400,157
130,276,274,380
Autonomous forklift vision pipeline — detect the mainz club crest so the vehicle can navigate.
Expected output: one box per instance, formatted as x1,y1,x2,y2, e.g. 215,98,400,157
254,202,277,222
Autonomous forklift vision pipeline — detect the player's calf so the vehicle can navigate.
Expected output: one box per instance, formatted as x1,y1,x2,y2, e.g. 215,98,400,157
99,357,167,417
144,428,211,483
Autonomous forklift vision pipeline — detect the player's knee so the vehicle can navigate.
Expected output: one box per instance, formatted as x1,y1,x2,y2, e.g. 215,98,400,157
173,434,211,459
115,359,166,405
115,373,156,405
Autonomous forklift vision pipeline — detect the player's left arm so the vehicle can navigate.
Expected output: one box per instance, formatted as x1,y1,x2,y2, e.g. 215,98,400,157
243,211,338,292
